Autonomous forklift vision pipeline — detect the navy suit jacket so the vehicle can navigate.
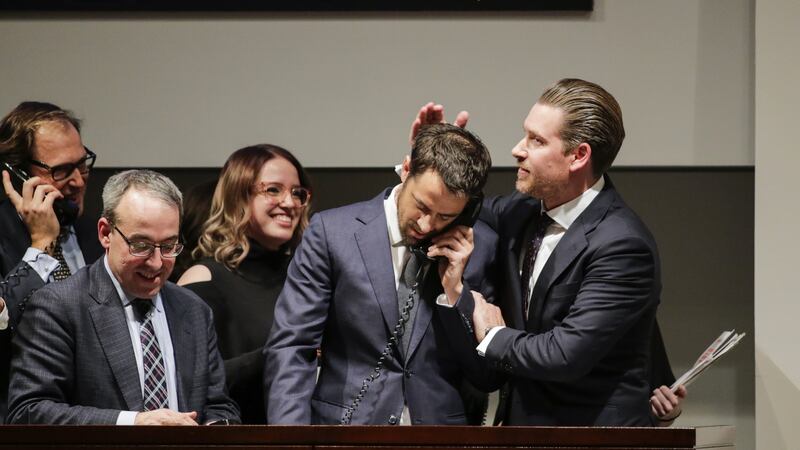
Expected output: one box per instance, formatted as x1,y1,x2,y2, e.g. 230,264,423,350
6,260,240,424
0,198,103,422
265,189,500,425
480,177,660,426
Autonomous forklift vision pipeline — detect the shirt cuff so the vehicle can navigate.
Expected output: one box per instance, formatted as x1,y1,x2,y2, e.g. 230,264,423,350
476,326,505,356
22,247,60,282
0,302,8,330
435,293,457,308
117,411,138,425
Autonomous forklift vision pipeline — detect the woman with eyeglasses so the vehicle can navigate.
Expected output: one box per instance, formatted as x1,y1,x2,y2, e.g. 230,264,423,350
177,144,312,424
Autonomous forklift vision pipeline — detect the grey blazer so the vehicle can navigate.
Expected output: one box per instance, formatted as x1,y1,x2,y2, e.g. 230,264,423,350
265,189,500,425
0,198,103,423
6,260,240,424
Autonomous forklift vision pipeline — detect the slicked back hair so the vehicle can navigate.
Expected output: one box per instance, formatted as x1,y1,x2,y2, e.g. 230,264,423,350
538,78,625,178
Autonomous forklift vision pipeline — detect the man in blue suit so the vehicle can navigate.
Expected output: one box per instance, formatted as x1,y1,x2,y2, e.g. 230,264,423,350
265,124,499,425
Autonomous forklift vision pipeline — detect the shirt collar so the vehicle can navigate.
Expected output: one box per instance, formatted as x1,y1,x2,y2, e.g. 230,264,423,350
384,184,405,247
543,176,605,230
103,255,164,312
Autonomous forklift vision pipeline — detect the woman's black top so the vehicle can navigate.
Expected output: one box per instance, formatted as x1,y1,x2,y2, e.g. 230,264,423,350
184,241,290,424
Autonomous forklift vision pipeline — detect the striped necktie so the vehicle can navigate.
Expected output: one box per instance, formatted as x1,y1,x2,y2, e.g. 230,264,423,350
133,298,168,411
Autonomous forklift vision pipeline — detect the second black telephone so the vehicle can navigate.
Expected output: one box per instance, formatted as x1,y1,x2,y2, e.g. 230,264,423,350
3,162,79,227
409,194,483,260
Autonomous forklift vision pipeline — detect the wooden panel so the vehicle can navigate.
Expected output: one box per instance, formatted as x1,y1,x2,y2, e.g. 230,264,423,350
0,425,734,449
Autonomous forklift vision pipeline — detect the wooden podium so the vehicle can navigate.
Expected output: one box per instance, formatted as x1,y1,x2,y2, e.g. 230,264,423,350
0,425,734,449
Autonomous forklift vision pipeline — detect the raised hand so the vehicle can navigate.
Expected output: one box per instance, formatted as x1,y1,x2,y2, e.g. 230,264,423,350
2,170,61,251
408,102,470,146
428,225,473,305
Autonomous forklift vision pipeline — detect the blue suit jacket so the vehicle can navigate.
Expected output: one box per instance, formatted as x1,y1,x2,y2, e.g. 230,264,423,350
6,260,240,424
481,177,660,426
265,189,500,425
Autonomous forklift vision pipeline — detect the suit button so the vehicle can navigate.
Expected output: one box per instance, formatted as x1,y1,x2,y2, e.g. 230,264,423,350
404,369,413,378
388,415,398,425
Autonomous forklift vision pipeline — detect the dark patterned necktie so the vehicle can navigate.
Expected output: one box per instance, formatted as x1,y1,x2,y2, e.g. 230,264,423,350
397,251,423,359
520,214,554,320
133,299,168,411
51,229,72,281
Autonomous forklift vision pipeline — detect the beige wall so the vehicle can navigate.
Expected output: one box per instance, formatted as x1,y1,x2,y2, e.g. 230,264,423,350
755,0,800,448
0,0,752,167
0,1,762,448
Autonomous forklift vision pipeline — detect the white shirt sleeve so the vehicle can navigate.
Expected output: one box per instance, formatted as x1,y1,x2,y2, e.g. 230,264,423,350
0,301,8,330
116,411,138,425
435,293,457,308
22,247,60,282
476,326,506,356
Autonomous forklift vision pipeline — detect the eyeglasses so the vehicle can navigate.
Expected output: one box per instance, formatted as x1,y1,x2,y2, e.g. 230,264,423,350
253,182,311,207
29,146,96,181
112,223,184,258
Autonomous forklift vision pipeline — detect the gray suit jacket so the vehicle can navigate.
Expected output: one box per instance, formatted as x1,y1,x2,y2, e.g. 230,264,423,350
0,198,103,423
265,189,500,425
6,259,239,424
480,177,659,426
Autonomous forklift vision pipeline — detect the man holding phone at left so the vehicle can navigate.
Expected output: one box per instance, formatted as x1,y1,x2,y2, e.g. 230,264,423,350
0,101,104,422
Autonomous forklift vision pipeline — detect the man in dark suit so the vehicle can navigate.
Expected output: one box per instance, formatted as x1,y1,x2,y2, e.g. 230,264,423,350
472,78,661,426
0,102,104,422
414,79,668,426
266,124,500,425
6,169,239,425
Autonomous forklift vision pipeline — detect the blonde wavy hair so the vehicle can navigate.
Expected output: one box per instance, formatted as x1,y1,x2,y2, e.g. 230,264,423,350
193,144,312,270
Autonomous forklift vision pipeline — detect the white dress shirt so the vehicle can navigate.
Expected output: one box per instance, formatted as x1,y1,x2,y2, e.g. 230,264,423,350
103,256,179,425
477,177,605,355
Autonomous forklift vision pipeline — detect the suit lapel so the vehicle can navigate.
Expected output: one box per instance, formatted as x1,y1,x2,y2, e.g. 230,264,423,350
86,262,143,411
528,177,617,332
162,285,194,413
354,190,400,333
502,196,541,330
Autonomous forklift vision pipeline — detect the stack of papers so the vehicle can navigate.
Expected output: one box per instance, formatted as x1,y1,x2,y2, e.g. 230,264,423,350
671,330,746,391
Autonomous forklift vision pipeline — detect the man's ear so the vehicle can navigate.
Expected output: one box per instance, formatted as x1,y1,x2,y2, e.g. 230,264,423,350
569,143,592,173
97,217,112,250
400,155,411,183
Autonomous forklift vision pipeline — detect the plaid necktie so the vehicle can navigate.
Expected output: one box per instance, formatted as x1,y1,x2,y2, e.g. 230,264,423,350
133,299,168,411
520,214,554,320
51,229,72,281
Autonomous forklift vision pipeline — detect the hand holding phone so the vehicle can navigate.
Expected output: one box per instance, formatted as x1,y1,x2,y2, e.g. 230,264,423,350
428,225,475,305
2,166,64,251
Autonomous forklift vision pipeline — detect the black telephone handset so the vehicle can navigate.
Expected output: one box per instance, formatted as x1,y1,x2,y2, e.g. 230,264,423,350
409,194,483,261
2,162,79,227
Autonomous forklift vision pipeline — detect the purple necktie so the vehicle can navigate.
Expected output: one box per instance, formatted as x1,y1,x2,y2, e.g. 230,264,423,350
520,214,554,320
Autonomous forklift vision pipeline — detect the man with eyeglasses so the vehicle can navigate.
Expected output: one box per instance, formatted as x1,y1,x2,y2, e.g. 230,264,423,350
0,101,104,422
6,169,240,425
